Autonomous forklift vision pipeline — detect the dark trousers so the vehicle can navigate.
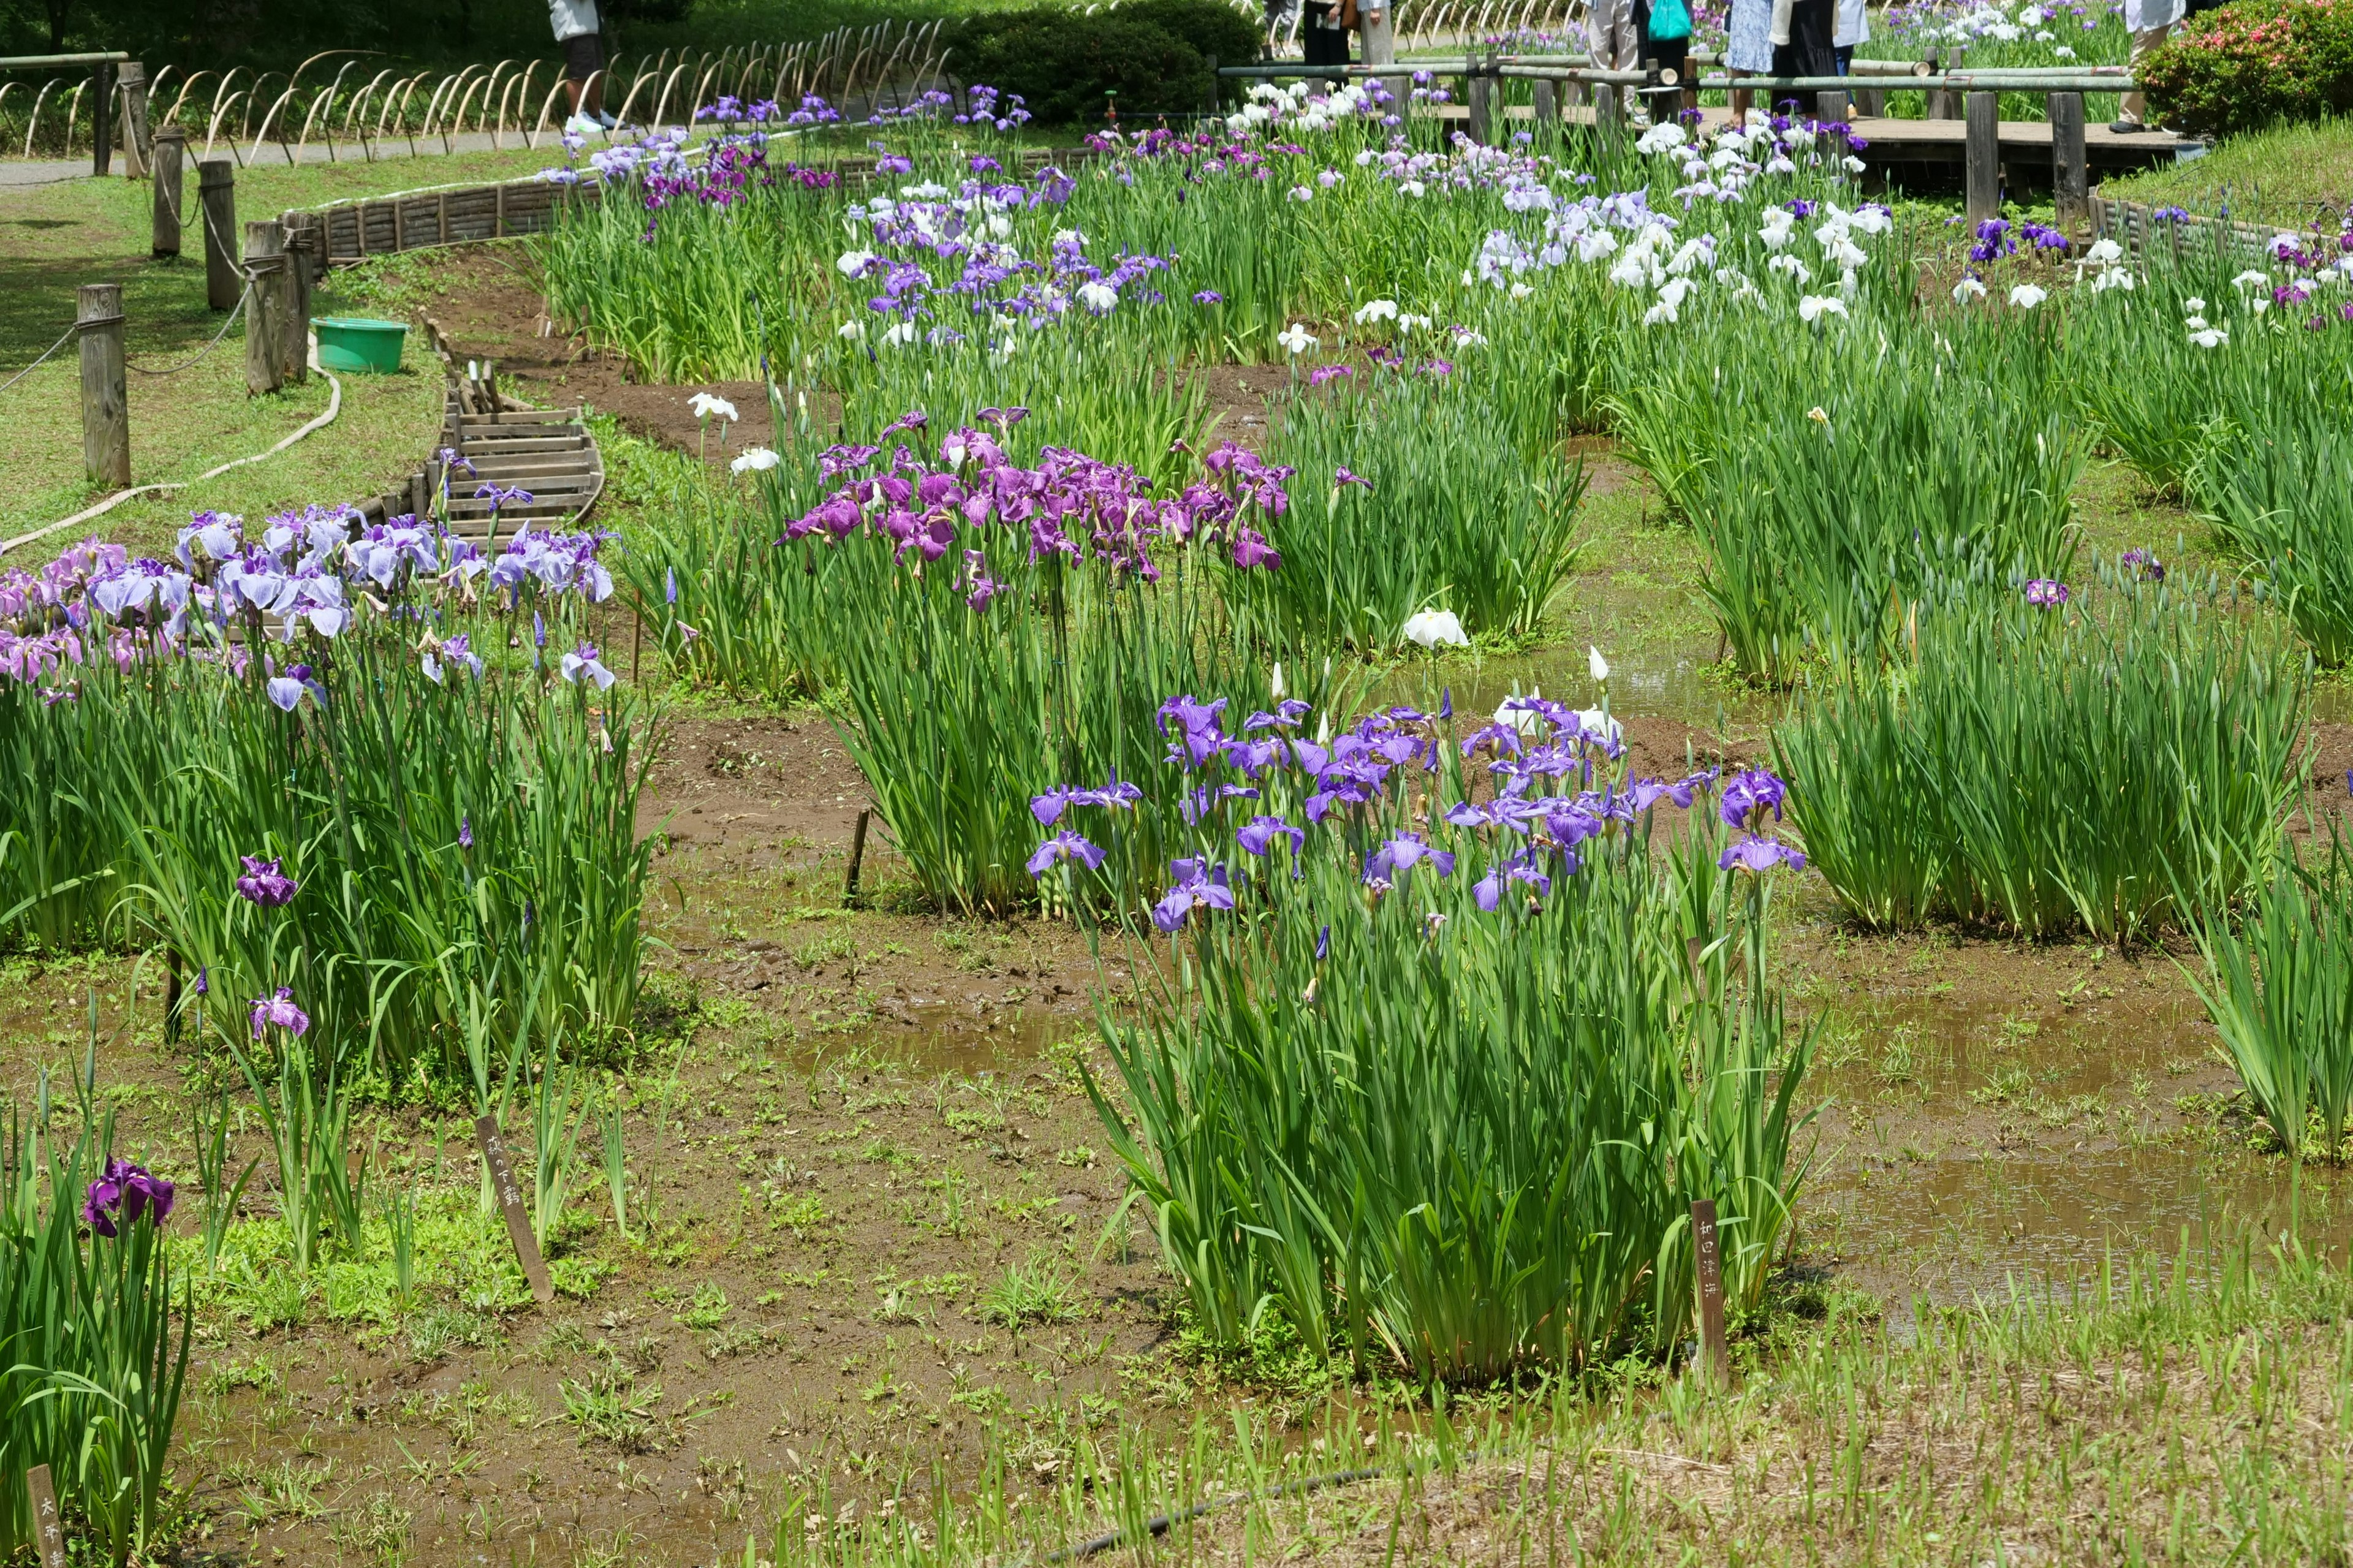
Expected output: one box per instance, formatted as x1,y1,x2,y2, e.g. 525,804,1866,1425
1303,3,1352,64
1771,0,1835,84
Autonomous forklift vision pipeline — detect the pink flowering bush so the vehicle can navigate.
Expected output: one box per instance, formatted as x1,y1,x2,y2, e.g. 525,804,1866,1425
2142,0,2353,134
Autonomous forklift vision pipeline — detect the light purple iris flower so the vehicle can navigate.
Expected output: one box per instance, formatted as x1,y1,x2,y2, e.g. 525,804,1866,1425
1719,835,1806,874
1366,833,1454,884
1151,858,1234,932
1236,815,1305,857
559,642,617,689
1025,831,1105,876
1719,768,1788,833
249,987,310,1039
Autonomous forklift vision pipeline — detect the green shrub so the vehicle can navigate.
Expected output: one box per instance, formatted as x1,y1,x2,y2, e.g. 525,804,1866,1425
2140,0,2353,137
948,8,1214,125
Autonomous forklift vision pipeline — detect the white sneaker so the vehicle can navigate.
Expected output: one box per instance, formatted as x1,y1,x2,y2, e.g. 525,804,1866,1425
564,113,601,137
592,110,620,131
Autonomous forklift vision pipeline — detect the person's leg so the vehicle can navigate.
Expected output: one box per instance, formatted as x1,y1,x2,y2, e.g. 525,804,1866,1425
2115,23,2168,127
561,34,596,119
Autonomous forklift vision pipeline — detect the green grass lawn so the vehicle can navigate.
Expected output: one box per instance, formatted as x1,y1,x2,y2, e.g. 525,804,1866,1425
0,160,509,550
2101,116,2353,229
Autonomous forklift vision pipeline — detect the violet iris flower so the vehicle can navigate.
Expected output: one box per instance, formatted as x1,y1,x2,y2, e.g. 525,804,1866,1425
1335,466,1373,491
1151,859,1234,932
1236,815,1305,856
1719,835,1806,874
235,855,298,907
459,816,474,849
1026,830,1105,876
83,1157,174,1237
1366,833,1454,884
2024,578,2071,607
1720,768,1787,833
559,642,617,689
249,987,310,1039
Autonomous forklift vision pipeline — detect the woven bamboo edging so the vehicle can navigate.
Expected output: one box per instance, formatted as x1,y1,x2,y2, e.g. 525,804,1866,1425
288,144,1109,269
2091,192,2290,261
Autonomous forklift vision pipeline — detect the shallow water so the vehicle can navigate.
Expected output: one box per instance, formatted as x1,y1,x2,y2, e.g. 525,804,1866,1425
1800,980,2353,1319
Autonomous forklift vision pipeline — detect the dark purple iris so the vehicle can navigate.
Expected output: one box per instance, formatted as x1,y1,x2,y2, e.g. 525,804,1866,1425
83,1157,175,1237
234,855,298,907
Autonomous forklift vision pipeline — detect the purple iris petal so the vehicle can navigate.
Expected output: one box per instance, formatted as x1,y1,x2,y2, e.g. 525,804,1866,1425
1026,830,1106,876
82,1157,175,1238
234,855,298,907
1719,835,1806,874
1236,815,1305,857
248,987,311,1040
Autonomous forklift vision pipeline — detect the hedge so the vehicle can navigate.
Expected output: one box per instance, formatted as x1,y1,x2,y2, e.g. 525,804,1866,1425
948,0,1263,125
2141,0,2353,137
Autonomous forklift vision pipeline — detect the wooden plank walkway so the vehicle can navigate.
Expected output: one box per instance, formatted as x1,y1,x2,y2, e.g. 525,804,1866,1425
1445,103,2188,173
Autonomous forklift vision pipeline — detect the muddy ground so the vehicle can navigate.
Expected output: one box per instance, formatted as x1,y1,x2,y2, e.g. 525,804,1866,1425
4,246,2347,1568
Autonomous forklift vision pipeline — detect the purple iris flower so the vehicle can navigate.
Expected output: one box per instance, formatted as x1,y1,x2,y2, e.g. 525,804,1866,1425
559,642,616,689
235,855,298,907
1315,925,1329,961
248,987,310,1040
1472,849,1555,911
82,1157,175,1238
192,965,209,996
2120,549,2165,583
1031,787,1079,825
265,676,309,712
2024,578,2071,607
1244,700,1313,732
1151,859,1235,932
1335,466,1373,491
1720,768,1787,833
1026,830,1106,876
1719,835,1806,874
1236,815,1305,857
1365,833,1453,885
459,816,474,849
1192,290,1224,305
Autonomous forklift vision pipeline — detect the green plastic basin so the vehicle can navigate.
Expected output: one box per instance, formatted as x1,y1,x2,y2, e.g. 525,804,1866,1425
313,316,408,373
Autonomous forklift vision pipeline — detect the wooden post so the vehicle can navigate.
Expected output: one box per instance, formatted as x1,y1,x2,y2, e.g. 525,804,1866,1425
280,210,320,384
150,129,183,259
243,227,287,397
2050,89,2088,229
1466,61,1491,145
118,61,149,177
1925,47,1955,119
1531,77,1556,133
90,59,114,178
475,1115,555,1305
244,218,296,387
1595,80,1623,142
1964,89,2000,230
197,157,238,310
1816,88,1847,126
1691,1198,1730,1387
77,283,129,488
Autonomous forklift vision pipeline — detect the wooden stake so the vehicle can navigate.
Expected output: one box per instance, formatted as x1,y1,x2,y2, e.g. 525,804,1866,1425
476,1115,555,1305
844,808,871,907
1691,1198,1730,1387
1963,90,2000,230
197,157,238,310
90,59,114,178
118,61,149,178
150,127,183,257
243,221,289,395
26,1464,66,1568
2049,90,2088,230
279,211,320,385
76,283,129,488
